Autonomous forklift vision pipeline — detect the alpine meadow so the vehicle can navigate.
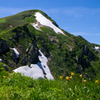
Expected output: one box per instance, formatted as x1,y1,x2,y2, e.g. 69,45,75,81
0,9,100,99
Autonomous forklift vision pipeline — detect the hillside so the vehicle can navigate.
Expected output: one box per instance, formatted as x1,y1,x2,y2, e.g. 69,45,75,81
0,9,100,80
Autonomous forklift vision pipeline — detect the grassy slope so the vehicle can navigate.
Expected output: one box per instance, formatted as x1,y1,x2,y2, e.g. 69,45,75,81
0,65,100,100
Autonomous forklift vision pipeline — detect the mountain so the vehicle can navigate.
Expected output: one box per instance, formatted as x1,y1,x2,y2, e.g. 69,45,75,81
0,9,100,80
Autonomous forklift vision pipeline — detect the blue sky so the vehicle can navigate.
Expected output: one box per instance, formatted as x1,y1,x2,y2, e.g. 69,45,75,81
0,0,100,45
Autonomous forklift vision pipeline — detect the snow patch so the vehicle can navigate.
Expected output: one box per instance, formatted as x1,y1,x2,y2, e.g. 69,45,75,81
14,64,45,79
11,48,19,58
95,46,100,50
33,12,65,35
13,50,54,80
33,23,39,30
0,59,2,62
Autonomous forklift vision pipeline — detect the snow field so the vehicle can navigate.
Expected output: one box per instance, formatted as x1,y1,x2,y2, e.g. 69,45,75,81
33,12,65,35
13,50,54,80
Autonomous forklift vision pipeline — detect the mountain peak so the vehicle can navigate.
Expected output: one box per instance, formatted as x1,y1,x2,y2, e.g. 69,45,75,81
0,9,100,80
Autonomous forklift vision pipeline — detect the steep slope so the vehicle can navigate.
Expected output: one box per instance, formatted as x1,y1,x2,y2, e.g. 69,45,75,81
0,9,100,80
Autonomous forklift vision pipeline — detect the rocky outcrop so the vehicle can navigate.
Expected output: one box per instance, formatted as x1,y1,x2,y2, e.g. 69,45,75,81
0,40,10,55
82,45,89,55
21,32,26,39
13,33,19,42
21,56,28,65
26,43,40,64
88,51,95,60
79,57,90,68
29,46,40,64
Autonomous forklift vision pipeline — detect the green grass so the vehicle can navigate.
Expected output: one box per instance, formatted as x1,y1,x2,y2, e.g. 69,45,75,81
0,69,100,100
0,10,33,32
0,19,6,23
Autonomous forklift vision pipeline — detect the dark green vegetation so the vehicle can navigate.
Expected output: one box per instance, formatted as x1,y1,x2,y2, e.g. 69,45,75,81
0,64,100,100
0,10,100,79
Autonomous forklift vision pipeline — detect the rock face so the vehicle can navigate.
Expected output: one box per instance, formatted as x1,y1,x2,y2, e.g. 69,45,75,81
82,45,95,60
78,57,90,70
88,51,95,60
26,43,40,64
21,56,28,65
29,46,40,64
82,46,89,55
0,40,10,55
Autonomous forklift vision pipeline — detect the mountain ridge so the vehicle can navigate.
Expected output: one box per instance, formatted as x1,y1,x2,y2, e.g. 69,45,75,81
0,9,100,80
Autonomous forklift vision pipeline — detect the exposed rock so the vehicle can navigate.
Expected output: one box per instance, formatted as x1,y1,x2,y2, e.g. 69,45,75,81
21,32,26,39
52,21,59,27
88,51,95,60
78,57,90,70
32,34,36,41
29,46,40,64
0,40,10,55
32,40,37,47
4,56,8,64
21,56,28,65
82,45,89,55
13,33,19,42
26,43,40,64
3,64,9,71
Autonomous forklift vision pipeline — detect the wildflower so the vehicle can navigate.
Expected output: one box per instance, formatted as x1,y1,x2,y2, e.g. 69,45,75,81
79,74,82,78
83,80,86,83
95,80,99,84
60,76,63,80
9,74,11,77
70,76,72,79
3,76,7,78
71,72,75,76
0,68,3,70
66,76,69,81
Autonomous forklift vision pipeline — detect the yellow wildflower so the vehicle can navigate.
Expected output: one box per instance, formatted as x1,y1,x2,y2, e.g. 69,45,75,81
71,72,75,76
79,74,82,78
66,76,69,81
70,76,72,79
95,80,99,84
3,76,7,78
60,76,63,80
